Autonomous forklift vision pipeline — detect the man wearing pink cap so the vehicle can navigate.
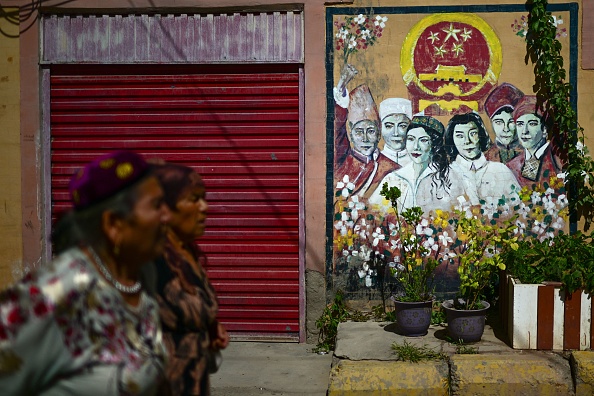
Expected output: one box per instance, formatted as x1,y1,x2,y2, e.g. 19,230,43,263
333,66,399,197
506,95,563,188
483,83,524,164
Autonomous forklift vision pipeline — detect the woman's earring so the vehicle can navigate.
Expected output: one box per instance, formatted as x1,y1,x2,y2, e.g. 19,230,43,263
113,243,120,257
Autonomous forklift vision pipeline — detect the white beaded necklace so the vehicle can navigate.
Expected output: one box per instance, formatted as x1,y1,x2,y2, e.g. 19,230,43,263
88,247,142,294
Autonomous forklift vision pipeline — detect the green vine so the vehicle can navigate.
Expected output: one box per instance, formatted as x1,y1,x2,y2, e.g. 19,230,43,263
527,0,594,227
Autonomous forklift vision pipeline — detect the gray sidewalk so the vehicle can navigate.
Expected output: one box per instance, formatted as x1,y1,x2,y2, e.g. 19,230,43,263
210,341,333,396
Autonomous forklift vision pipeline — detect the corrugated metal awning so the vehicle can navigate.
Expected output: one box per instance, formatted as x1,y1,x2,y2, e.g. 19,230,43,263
41,12,304,64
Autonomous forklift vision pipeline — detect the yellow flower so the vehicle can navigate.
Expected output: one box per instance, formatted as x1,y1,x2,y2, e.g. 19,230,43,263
519,186,532,201
457,225,468,242
408,264,412,271
415,258,423,266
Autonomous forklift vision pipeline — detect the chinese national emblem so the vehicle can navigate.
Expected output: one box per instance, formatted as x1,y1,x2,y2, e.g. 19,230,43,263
401,13,502,115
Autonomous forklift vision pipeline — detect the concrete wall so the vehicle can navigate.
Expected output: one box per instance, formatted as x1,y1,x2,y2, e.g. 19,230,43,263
0,8,22,286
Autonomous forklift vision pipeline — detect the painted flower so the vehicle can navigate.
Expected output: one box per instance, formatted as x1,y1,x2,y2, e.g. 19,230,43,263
372,227,385,246
374,15,387,28
336,175,355,198
355,14,366,24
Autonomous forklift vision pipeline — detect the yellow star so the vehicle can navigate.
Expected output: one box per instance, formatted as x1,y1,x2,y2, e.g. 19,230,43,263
434,45,447,57
427,31,440,44
452,43,464,56
442,23,461,43
460,27,472,41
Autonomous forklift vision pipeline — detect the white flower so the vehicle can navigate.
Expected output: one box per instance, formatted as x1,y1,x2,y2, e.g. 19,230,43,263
532,220,546,235
348,196,365,221
348,37,357,49
365,275,372,287
557,194,568,208
388,222,399,235
438,231,453,246
389,239,400,250
336,175,355,198
372,227,385,246
551,216,565,229
355,14,366,24
358,269,366,279
374,15,387,28
359,246,372,261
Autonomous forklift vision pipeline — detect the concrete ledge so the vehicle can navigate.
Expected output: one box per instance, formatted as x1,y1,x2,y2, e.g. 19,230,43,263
451,353,573,395
328,359,449,395
571,351,594,396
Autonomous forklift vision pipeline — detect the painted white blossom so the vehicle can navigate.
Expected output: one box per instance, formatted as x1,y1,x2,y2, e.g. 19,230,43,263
389,238,400,250
365,275,372,287
355,14,366,24
438,231,453,246
374,15,387,28
557,194,568,208
359,245,372,261
348,37,357,49
551,216,565,229
372,227,385,246
358,269,366,279
532,220,546,235
336,175,355,198
348,195,365,222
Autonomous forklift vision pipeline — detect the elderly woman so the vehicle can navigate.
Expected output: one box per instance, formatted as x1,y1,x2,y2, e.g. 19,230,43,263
0,150,171,395
147,163,230,396
368,116,466,215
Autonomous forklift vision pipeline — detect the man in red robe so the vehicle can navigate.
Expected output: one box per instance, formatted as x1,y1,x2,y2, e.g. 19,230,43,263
333,72,399,198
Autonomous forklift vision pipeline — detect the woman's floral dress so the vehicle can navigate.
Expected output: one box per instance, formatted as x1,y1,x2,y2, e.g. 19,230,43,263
0,247,167,395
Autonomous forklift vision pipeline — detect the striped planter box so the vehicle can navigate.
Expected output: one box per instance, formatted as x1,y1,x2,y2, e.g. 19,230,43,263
500,272,593,350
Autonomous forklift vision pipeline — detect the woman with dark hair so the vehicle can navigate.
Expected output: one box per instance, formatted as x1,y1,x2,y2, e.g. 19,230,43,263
445,112,520,205
0,150,171,395
368,116,466,214
146,163,229,396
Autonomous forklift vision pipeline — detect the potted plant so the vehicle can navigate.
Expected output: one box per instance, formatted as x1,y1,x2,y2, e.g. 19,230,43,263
441,204,518,343
501,230,594,350
379,183,440,337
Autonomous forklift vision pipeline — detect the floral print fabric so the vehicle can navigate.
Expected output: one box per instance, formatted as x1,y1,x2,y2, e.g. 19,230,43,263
0,247,167,396
153,231,219,396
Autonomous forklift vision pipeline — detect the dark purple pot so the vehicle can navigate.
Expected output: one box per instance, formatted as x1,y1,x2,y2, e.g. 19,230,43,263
442,299,490,343
394,300,433,336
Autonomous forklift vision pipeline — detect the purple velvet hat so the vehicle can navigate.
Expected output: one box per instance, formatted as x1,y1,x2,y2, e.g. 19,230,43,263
69,150,150,210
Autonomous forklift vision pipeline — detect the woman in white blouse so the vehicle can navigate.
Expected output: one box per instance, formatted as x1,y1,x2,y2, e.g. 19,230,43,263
368,116,466,215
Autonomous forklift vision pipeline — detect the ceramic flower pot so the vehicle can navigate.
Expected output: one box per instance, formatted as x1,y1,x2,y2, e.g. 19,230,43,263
442,299,490,343
394,300,433,336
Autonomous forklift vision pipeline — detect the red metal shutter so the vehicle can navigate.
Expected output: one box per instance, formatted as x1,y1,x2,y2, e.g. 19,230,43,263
50,64,301,340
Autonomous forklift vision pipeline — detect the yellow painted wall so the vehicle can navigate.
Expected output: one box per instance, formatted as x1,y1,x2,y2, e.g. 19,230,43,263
0,9,22,288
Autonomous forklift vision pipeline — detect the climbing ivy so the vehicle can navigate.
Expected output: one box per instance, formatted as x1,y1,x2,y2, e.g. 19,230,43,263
526,0,594,227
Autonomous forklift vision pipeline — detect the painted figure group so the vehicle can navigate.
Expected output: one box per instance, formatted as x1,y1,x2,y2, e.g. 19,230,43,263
334,66,564,215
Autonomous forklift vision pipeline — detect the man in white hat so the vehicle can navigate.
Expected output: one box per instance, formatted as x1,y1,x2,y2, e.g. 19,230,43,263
379,98,413,166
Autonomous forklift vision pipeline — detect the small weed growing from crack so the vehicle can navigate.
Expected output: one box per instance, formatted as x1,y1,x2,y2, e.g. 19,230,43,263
391,340,447,363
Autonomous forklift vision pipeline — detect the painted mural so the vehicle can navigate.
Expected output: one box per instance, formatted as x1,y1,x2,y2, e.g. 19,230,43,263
327,6,574,301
